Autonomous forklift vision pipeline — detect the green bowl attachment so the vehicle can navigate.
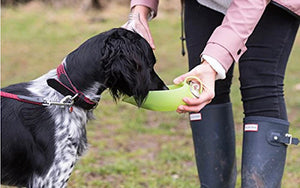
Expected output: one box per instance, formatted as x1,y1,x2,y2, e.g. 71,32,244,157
122,76,203,111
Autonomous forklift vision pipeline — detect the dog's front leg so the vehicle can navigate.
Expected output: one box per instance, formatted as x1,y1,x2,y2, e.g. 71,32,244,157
30,136,79,187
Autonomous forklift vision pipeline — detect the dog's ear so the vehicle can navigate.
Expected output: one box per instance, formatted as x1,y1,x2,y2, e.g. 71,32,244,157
103,54,149,107
100,29,158,106
103,55,133,100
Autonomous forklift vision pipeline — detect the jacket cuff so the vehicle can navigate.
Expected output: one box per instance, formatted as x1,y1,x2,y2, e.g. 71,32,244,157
202,26,247,71
131,0,159,18
202,43,233,72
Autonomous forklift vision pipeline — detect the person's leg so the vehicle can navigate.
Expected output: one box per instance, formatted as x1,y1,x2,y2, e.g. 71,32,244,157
239,4,299,187
185,1,236,187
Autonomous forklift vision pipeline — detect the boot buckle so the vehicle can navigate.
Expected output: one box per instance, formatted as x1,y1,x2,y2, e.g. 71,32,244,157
285,133,293,145
268,132,299,146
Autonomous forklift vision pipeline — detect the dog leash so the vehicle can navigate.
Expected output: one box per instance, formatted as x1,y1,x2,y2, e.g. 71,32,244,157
1,63,99,111
0,91,76,107
1,91,47,106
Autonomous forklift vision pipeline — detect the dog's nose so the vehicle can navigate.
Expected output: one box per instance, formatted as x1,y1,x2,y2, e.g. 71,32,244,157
162,85,169,90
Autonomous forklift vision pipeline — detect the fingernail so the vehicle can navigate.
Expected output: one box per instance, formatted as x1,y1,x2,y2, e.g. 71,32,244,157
173,78,180,84
178,105,184,110
182,97,188,102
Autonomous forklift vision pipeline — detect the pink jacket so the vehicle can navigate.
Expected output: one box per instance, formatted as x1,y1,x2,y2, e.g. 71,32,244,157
130,0,300,72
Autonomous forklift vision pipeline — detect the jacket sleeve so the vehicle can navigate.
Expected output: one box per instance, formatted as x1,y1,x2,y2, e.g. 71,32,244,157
130,0,159,18
202,0,271,72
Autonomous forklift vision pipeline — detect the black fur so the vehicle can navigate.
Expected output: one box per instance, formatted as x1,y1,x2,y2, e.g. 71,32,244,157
1,28,167,187
66,28,167,106
1,83,56,186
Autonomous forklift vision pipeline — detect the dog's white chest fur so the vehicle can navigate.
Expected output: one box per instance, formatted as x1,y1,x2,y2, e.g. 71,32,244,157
28,70,90,187
31,108,88,187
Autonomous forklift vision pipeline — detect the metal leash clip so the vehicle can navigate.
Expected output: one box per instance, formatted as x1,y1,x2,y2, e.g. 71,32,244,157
43,93,78,107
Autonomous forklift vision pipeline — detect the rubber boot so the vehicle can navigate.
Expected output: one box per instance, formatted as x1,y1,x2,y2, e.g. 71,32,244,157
190,103,237,188
242,116,299,188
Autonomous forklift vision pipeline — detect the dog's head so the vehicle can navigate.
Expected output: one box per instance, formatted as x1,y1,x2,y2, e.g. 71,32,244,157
66,28,167,107
100,28,168,106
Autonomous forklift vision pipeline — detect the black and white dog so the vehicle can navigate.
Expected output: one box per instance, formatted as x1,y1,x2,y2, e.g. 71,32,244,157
1,28,167,187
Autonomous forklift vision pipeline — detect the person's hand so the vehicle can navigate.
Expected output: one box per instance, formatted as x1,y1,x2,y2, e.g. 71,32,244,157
173,61,217,113
122,6,155,49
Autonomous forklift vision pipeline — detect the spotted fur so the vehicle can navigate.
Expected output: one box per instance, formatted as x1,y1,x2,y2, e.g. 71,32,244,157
29,70,89,187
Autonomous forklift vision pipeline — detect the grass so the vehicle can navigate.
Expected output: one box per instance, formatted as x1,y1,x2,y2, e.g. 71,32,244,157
1,2,300,187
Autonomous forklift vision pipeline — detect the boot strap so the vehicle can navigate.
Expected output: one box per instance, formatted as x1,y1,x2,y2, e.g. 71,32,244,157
272,133,299,145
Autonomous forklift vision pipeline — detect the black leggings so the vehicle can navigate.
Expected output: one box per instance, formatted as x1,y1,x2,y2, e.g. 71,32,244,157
184,0,299,120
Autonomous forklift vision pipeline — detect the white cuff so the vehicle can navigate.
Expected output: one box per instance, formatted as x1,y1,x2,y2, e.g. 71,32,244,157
201,55,226,80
